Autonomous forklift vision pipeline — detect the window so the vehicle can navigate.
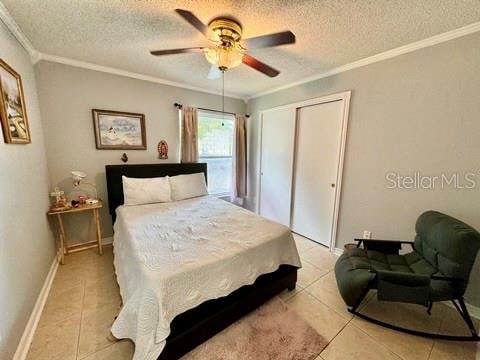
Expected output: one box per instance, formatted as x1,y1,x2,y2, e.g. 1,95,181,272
198,110,235,196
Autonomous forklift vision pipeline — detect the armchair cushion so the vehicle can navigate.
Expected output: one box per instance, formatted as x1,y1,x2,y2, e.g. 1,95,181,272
335,248,437,306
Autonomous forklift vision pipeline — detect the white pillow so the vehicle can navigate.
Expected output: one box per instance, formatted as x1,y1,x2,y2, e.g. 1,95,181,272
122,176,171,206
169,173,208,201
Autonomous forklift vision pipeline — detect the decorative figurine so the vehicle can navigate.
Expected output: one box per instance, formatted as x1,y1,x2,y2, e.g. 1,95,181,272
50,187,70,211
158,140,168,159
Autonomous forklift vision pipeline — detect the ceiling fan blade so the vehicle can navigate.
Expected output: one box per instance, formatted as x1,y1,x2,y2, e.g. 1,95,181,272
244,31,295,49
208,65,223,80
150,47,204,56
175,9,208,37
242,54,280,77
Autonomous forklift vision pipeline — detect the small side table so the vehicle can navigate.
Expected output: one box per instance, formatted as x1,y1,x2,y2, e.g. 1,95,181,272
47,201,103,264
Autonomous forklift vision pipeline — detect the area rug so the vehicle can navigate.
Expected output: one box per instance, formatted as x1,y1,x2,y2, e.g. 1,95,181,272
182,297,328,360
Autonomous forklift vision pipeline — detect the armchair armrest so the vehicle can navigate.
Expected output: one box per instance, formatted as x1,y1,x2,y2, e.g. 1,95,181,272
354,239,414,254
375,270,431,305
431,275,463,282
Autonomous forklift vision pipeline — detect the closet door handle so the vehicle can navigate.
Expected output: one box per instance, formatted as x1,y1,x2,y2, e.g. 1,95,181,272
331,183,335,188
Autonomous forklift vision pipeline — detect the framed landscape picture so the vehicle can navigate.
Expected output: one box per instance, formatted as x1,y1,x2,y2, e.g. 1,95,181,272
92,109,146,150
0,59,31,144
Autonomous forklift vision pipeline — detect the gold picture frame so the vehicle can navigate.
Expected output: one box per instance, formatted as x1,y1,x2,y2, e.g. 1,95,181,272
92,109,146,150
0,59,31,144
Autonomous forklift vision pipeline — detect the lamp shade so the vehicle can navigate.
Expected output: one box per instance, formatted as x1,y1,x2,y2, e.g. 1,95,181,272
71,171,87,185
204,46,244,69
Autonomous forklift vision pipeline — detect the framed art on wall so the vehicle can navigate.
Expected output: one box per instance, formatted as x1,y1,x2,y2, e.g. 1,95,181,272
0,59,31,144
92,109,146,150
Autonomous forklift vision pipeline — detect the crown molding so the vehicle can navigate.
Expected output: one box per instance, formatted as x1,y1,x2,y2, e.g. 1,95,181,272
248,21,480,100
0,1,38,60
2,0,479,102
36,53,245,100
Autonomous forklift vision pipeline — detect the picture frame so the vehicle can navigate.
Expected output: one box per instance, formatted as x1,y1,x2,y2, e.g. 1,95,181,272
0,59,31,144
92,109,146,150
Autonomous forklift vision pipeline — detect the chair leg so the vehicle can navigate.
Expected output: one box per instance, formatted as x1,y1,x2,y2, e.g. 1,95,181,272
349,286,371,313
348,297,479,341
427,301,433,315
453,298,478,337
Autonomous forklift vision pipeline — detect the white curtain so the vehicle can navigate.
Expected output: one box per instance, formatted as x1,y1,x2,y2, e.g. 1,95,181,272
232,114,247,202
180,106,198,163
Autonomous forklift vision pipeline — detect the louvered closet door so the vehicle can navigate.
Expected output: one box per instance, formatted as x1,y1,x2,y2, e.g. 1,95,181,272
259,108,296,226
291,101,344,246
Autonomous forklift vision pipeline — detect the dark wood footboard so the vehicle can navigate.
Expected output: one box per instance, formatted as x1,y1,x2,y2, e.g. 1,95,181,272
158,265,298,359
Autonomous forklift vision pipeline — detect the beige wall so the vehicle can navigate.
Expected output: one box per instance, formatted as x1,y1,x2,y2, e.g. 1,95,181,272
0,22,55,359
34,61,246,242
247,32,480,306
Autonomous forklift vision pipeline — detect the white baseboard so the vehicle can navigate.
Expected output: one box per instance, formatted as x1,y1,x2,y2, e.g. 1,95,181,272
334,247,344,256
13,257,59,360
464,302,480,320
102,236,113,245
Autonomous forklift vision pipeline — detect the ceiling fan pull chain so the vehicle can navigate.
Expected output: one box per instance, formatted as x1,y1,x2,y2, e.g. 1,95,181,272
222,70,225,126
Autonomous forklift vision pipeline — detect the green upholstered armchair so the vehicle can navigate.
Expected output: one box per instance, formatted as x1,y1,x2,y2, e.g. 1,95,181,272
334,211,480,341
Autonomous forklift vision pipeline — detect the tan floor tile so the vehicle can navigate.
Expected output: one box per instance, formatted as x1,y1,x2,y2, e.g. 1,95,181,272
81,340,135,360
429,341,480,360
278,283,304,302
286,291,348,342
80,253,115,283
27,314,81,360
429,305,480,359
38,284,84,328
292,233,318,254
298,260,329,288
50,263,88,295
306,272,353,320
65,248,101,265
321,323,401,360
301,246,337,272
437,303,480,336
78,303,121,359
51,249,114,296
83,273,122,310
351,298,447,360
68,245,112,263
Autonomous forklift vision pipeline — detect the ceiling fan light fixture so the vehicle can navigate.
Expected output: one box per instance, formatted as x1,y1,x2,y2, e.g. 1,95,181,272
151,10,294,77
204,46,244,70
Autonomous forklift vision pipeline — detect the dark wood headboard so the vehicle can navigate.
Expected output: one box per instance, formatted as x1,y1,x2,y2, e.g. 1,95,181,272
105,163,207,222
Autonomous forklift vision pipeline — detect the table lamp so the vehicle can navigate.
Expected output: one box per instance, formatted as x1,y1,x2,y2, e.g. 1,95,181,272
71,171,98,204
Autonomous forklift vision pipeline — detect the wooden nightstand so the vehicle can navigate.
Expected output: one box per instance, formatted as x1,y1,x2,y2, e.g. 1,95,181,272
47,201,103,264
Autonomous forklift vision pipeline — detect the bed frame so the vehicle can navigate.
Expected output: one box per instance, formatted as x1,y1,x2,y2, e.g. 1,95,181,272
105,163,298,359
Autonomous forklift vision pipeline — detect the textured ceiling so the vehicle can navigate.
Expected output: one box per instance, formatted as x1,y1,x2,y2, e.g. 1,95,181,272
3,0,480,98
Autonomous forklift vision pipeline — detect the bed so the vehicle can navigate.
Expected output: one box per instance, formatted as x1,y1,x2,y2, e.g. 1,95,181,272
105,163,301,360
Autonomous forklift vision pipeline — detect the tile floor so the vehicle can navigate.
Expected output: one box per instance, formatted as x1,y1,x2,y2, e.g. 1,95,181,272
27,234,479,360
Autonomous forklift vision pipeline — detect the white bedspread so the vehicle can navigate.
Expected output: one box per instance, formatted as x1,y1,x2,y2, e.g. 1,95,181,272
111,196,301,360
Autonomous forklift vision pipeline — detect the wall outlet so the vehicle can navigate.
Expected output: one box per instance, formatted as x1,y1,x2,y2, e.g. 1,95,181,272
363,230,372,239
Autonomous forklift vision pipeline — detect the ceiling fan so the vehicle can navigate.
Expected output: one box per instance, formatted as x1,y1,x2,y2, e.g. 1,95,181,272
150,9,296,79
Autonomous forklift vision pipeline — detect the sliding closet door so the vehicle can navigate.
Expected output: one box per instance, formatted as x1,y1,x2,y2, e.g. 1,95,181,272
291,101,344,246
259,108,296,226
